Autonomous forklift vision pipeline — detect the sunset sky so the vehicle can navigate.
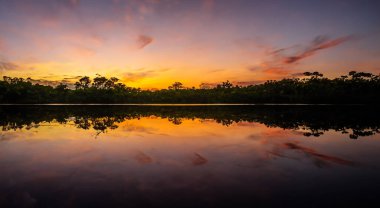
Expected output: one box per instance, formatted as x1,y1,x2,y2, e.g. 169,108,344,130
0,0,379,89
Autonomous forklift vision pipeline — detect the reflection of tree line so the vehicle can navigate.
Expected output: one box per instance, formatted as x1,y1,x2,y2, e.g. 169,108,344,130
0,106,379,139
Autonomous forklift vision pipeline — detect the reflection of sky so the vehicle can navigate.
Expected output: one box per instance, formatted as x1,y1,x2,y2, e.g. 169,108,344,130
1,117,380,206
0,0,380,88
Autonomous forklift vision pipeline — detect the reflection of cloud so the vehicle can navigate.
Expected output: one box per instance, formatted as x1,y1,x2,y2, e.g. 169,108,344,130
136,35,154,49
269,142,357,168
284,142,357,167
192,153,208,166
121,124,156,134
135,151,153,164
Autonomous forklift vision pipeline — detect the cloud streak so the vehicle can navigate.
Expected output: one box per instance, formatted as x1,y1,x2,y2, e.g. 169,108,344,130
248,35,354,78
199,80,263,88
136,35,154,49
282,35,354,64
123,68,170,82
0,57,18,71
26,75,83,88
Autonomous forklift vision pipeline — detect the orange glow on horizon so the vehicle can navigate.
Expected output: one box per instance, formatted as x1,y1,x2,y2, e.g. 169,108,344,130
0,0,379,88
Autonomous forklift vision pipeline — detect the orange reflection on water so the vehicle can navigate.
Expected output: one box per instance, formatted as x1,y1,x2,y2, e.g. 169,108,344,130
1,116,380,207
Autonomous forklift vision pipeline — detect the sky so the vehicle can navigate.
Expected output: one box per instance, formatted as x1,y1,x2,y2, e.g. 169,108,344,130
0,0,379,89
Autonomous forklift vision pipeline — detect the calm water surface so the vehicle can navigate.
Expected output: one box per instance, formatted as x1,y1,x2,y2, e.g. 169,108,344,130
0,106,379,207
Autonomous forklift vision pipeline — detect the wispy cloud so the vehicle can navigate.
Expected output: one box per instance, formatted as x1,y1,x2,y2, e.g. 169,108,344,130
208,68,226,73
123,68,170,82
0,57,18,71
282,35,354,64
27,78,68,87
136,35,154,49
0,61,18,71
248,64,298,79
249,35,354,78
199,80,263,88
25,75,83,88
235,80,263,86
62,75,83,81
262,68,295,76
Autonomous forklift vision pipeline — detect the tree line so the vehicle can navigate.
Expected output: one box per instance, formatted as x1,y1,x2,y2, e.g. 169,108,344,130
0,71,379,104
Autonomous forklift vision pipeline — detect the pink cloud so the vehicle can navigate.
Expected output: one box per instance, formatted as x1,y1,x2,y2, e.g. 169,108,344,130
248,35,354,78
0,58,18,71
262,68,295,76
283,35,354,64
123,68,170,82
136,35,154,49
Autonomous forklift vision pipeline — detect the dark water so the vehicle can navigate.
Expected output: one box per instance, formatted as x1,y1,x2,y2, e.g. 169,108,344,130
0,105,379,207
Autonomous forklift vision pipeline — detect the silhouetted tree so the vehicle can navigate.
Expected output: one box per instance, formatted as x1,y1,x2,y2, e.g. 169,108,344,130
75,76,91,89
217,80,233,89
93,75,108,89
55,83,68,91
168,82,184,90
1,71,379,104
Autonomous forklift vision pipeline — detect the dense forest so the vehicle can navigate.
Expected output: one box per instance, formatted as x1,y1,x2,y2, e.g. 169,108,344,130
1,105,379,139
0,71,379,104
